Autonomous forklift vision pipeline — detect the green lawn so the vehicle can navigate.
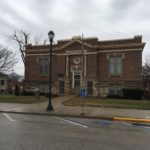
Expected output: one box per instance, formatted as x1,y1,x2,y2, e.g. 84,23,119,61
62,97,150,110
0,95,48,104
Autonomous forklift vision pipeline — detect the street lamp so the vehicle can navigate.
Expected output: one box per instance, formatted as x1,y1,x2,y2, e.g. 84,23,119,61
46,30,55,111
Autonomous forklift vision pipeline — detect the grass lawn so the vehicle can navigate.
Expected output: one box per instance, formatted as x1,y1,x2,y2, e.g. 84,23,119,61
0,95,48,104
62,96,150,110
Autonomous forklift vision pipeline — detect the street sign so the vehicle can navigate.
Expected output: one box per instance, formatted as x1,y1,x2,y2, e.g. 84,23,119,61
80,89,86,97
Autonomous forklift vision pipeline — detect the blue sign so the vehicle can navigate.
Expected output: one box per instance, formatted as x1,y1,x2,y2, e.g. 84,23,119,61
80,89,86,97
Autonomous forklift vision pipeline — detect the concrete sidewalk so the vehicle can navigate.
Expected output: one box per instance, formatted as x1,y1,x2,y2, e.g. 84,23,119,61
0,95,150,122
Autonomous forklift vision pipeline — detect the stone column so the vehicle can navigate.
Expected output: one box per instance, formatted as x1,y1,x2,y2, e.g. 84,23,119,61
66,55,69,77
84,55,86,77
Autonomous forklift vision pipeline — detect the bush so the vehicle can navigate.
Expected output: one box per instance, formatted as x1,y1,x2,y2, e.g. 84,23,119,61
123,88,144,100
107,95,123,99
22,90,34,96
144,91,150,100
45,93,58,97
39,92,45,96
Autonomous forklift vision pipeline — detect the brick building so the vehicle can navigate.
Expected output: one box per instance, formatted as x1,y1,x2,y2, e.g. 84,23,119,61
24,35,145,97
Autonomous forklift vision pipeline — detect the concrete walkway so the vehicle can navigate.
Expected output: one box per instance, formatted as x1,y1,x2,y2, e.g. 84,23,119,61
0,95,150,122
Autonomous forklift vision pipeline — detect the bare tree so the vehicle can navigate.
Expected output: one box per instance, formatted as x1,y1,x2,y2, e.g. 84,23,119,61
143,57,150,99
34,34,47,45
0,45,17,73
43,39,47,45
143,57,150,79
34,34,43,45
143,62,150,85
143,64,150,77
9,30,47,64
9,30,30,64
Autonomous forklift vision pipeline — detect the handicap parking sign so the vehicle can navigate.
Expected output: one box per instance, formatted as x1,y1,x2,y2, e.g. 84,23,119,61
80,89,86,97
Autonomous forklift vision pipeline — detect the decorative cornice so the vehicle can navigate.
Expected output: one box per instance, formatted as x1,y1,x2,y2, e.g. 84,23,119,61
25,35,145,54
25,48,143,56
55,39,94,51
98,48,143,53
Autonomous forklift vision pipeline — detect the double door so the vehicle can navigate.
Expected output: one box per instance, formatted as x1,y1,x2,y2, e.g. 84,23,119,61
74,70,81,95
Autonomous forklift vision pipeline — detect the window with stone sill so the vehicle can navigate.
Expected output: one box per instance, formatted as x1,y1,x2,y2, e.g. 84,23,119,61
39,59,49,75
0,80,5,86
108,55,123,75
109,84,122,96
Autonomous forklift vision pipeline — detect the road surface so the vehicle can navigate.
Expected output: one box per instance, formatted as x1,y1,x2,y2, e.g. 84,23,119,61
0,113,150,150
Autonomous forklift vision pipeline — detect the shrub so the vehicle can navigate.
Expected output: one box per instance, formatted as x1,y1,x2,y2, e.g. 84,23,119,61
22,90,34,96
123,87,144,100
144,91,150,100
107,95,123,99
45,93,58,97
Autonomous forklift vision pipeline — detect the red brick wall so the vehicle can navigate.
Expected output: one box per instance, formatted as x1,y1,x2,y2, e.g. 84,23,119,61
98,52,108,81
25,35,145,94
52,55,57,81
55,55,66,78
87,54,97,78
25,55,39,81
98,51,142,83
123,51,142,81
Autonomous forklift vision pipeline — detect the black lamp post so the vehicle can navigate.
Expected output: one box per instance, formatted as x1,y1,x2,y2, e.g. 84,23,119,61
46,30,55,111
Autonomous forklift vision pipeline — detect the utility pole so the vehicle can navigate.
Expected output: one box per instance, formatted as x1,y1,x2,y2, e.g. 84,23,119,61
80,34,85,115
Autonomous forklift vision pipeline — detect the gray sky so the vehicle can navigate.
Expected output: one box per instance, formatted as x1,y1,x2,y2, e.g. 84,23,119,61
0,0,150,75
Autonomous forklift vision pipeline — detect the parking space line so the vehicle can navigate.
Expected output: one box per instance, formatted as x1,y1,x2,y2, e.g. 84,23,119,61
3,113,16,122
55,117,88,128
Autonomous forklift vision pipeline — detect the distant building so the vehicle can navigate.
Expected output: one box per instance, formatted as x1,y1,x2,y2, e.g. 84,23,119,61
7,73,24,94
0,72,8,94
0,72,24,94
24,35,145,97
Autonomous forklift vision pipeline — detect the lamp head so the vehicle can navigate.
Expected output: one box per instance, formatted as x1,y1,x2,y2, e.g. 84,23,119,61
48,31,55,42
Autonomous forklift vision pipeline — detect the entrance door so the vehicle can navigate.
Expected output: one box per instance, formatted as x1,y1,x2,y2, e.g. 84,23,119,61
74,70,81,95
59,81,64,94
87,81,93,95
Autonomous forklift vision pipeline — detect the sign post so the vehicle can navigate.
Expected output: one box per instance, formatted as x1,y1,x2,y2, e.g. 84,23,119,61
80,89,86,115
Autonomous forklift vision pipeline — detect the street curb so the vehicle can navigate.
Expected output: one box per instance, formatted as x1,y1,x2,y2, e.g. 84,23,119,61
1,110,150,123
0,110,113,120
113,117,150,123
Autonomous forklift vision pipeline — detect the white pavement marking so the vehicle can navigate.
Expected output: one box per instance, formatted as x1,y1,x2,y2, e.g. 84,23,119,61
55,117,88,128
3,113,16,122
6,108,23,111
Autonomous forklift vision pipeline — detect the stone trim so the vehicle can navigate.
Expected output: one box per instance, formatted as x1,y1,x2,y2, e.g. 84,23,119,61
25,48,142,56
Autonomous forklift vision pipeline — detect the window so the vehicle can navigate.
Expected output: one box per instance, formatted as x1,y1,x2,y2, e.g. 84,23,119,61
109,84,122,96
39,84,48,93
109,56,122,75
74,70,81,87
39,59,49,75
1,80,5,86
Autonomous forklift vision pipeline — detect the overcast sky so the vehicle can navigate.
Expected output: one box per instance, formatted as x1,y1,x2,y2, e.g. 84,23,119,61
0,0,150,75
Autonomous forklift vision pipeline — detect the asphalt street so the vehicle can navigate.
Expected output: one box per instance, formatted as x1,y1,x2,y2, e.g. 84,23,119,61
0,113,150,150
